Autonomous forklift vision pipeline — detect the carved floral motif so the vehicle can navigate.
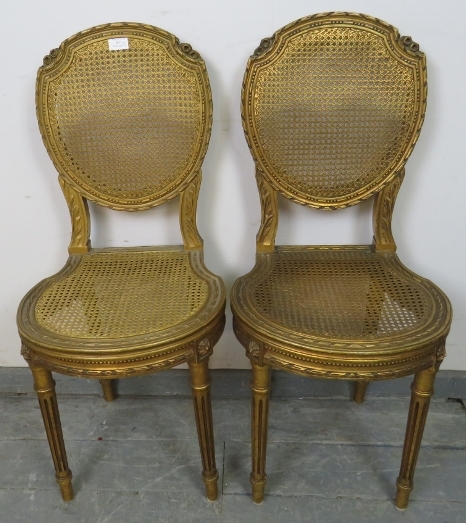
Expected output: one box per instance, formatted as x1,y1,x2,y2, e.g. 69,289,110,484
43,48,59,66
248,341,261,358
21,344,31,362
175,39,200,59
198,338,211,357
400,35,420,53
254,37,275,56
433,343,446,370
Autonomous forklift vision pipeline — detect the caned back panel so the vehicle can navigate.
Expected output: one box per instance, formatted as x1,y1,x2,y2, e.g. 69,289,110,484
37,24,211,209
243,14,426,208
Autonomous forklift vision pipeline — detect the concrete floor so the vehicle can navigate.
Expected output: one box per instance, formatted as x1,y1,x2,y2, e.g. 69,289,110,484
2,373,466,522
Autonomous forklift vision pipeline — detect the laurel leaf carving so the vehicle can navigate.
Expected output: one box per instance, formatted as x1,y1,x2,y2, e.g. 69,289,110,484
180,172,203,249
256,168,278,251
59,176,90,253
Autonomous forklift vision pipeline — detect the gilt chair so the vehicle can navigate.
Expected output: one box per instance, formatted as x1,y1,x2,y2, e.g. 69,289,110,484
17,23,225,502
231,13,451,508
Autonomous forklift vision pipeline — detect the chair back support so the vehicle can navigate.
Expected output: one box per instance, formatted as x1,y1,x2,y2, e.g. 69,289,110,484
36,23,211,211
242,13,426,209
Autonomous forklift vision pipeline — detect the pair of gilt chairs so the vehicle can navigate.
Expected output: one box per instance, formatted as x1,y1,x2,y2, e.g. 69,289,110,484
18,14,451,511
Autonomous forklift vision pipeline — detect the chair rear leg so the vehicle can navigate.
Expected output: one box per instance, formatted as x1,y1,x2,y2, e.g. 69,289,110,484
30,363,74,501
250,361,271,504
353,380,369,403
395,366,436,509
188,360,219,501
99,379,117,402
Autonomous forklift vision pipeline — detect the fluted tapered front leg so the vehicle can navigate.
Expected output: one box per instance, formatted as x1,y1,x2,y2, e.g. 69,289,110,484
250,361,271,503
396,366,436,509
30,364,73,501
188,360,218,501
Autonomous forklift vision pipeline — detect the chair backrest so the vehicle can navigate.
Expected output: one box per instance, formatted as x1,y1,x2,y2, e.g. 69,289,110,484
242,13,426,212
37,23,211,251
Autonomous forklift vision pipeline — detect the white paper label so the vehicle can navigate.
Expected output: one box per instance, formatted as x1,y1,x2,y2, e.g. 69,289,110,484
108,38,129,51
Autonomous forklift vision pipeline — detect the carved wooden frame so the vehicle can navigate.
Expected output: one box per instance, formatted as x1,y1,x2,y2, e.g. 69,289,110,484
19,22,225,503
232,245,451,377
242,12,427,254
37,22,212,254
19,249,225,368
232,12,452,508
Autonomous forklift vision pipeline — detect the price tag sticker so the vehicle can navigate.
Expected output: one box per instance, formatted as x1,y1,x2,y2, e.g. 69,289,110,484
108,38,129,51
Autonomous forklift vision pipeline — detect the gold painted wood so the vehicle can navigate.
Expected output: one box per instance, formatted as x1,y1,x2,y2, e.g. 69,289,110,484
250,361,271,503
189,360,218,501
256,168,278,253
180,171,203,250
353,380,369,404
59,176,91,254
396,364,436,508
99,379,117,402
231,13,452,509
373,169,406,252
36,23,213,212
242,13,427,210
29,362,74,501
18,22,225,502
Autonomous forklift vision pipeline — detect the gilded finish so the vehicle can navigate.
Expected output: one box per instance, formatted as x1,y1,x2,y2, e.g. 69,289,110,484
373,169,406,252
59,176,91,254
353,380,369,404
18,23,225,502
29,362,74,501
254,37,275,57
255,168,278,252
99,379,117,402
396,364,436,508
34,250,210,338
36,23,212,211
232,13,452,508
241,12,427,210
180,171,204,250
189,360,219,500
250,361,271,503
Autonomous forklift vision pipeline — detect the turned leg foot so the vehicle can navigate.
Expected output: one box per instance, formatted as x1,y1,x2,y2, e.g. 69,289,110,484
395,366,436,509
189,360,218,501
250,361,271,504
30,364,74,501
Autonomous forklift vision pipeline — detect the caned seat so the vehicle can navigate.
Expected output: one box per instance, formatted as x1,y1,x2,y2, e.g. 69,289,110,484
24,249,222,346
234,247,449,356
231,13,452,508
17,23,225,502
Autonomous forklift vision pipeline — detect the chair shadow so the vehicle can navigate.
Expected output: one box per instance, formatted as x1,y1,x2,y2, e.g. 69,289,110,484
69,392,216,496
262,394,410,501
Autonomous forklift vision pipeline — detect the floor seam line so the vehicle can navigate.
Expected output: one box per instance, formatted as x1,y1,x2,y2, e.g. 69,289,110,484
220,492,466,504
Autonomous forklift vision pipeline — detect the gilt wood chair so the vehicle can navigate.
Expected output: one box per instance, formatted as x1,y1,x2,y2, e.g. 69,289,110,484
230,13,452,508
17,23,225,502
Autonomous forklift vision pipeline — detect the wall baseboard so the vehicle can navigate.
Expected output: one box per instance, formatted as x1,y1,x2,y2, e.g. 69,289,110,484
1,368,465,400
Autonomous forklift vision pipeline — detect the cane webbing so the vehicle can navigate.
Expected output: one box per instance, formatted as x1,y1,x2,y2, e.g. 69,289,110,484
35,251,208,338
252,249,432,339
254,26,416,201
47,37,202,201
